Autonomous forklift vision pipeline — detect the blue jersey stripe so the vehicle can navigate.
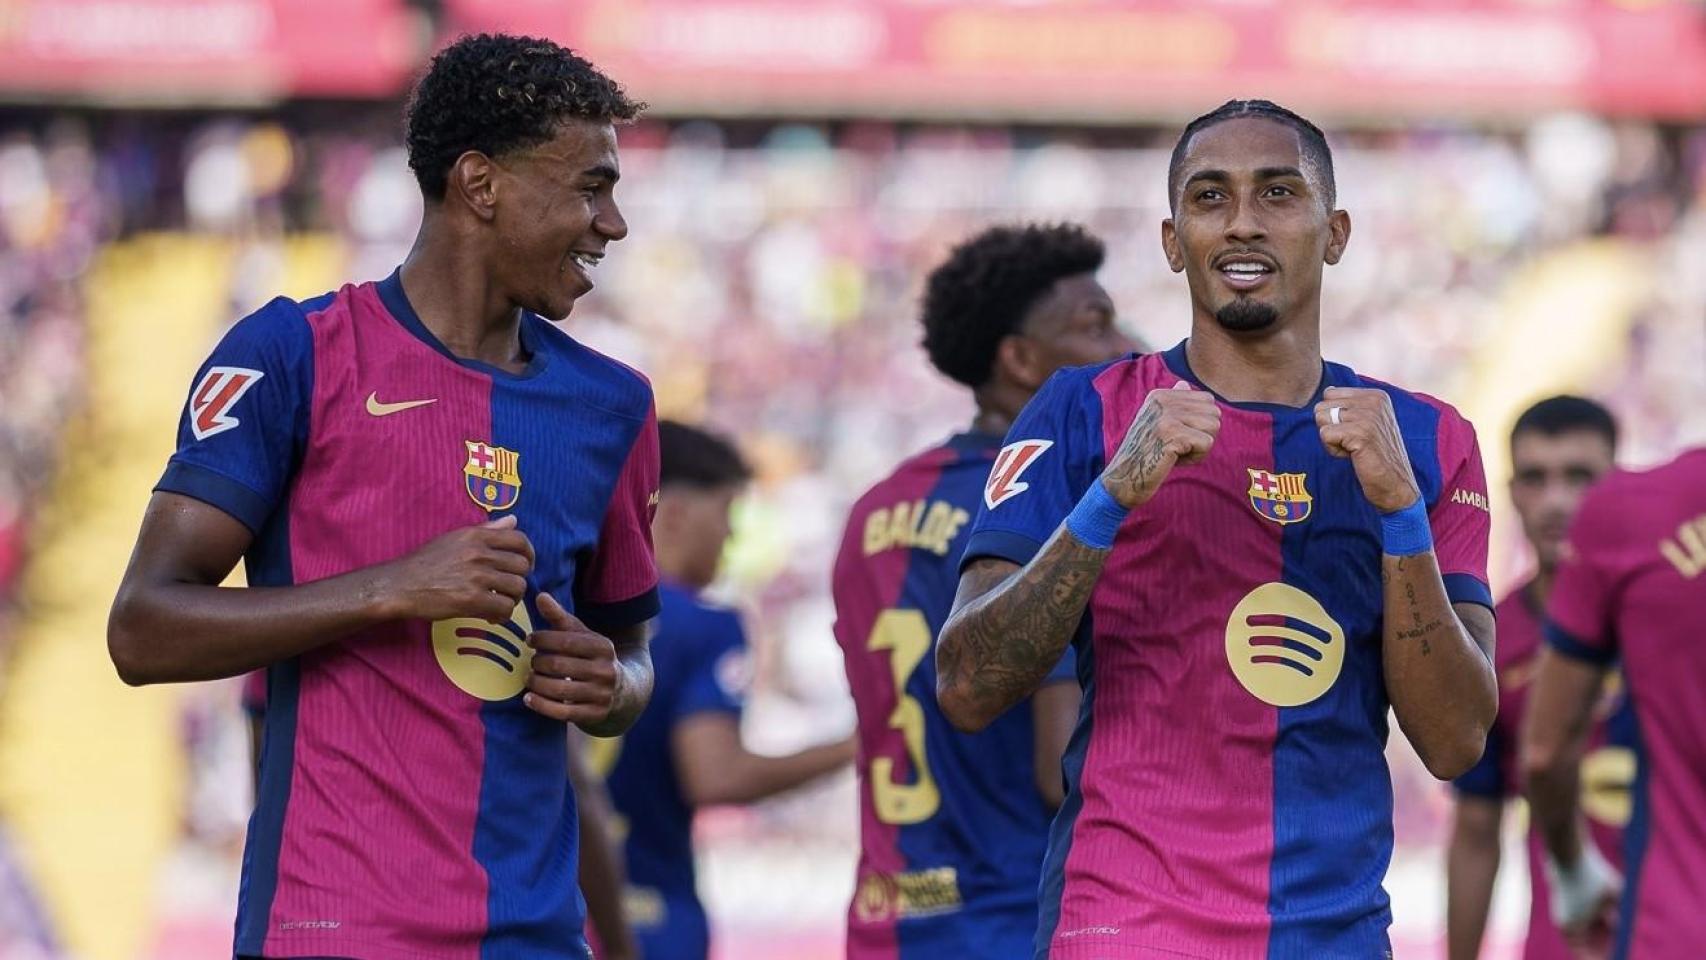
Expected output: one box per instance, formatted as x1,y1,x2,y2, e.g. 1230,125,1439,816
1614,683,1650,960
1267,365,1394,959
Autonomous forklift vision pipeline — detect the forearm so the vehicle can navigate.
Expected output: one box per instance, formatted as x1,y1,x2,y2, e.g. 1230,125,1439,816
109,569,395,685
937,527,1107,732
1382,552,1497,778
701,740,852,806
1446,825,1502,960
579,636,653,737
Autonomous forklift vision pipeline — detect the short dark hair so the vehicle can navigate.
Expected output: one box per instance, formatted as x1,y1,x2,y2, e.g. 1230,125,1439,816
405,33,644,201
920,223,1105,388
1168,99,1336,212
1510,395,1618,453
659,421,751,490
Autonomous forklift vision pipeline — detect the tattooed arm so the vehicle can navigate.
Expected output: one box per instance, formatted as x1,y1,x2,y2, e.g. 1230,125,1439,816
1382,554,1498,779
937,383,1220,732
1317,387,1497,779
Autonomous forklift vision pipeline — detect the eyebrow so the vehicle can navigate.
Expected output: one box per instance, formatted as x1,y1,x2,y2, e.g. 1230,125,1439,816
582,163,621,182
1184,166,1306,190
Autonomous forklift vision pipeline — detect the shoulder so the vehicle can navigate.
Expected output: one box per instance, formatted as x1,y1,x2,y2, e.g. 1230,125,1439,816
1492,586,1542,666
1351,372,1475,439
221,291,334,350
529,316,655,422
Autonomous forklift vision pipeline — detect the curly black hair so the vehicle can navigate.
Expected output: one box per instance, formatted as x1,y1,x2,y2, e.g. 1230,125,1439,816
920,223,1105,388
405,33,645,200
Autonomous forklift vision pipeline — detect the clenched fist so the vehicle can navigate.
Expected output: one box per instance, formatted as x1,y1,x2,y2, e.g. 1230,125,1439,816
523,592,624,726
1100,380,1222,509
1314,386,1422,513
375,514,535,622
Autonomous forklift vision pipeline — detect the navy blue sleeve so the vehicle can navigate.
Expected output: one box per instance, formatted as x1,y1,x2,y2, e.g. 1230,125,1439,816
673,608,749,721
154,298,314,534
961,368,1106,570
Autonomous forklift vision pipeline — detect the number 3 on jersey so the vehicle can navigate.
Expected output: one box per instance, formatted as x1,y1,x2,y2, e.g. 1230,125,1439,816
867,609,941,824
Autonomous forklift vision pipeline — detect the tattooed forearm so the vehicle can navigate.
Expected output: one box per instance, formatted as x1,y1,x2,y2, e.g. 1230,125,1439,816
936,527,1110,731
1101,406,1163,503
1381,551,1499,779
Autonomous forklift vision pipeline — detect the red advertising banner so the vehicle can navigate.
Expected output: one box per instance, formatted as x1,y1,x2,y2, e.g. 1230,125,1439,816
445,0,1706,121
0,0,420,102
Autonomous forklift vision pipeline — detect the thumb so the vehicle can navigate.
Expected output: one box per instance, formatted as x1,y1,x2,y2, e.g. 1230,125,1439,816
536,591,574,630
483,514,518,530
1172,379,1193,390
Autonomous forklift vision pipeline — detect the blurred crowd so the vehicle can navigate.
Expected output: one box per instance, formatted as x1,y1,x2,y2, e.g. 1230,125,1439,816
0,106,1702,954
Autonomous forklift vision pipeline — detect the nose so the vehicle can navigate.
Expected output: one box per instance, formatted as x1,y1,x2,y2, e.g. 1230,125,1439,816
1224,195,1266,245
596,197,629,242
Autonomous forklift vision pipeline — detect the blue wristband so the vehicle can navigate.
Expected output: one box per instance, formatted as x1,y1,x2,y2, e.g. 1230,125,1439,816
1380,499,1434,557
1065,482,1129,550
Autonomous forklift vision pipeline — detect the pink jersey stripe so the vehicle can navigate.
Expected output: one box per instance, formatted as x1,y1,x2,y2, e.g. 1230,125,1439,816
1047,361,1279,958
267,284,497,959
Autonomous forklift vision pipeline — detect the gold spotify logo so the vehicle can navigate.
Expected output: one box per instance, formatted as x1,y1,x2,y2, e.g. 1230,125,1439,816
432,601,534,700
1225,583,1345,707
1582,745,1635,828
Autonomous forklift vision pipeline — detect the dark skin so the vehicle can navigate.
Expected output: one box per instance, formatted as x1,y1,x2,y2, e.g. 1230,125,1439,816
937,118,1496,782
108,118,652,737
971,270,1138,804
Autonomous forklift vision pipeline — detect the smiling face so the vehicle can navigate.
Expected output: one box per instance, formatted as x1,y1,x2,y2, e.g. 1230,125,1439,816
1161,116,1350,337
487,119,629,321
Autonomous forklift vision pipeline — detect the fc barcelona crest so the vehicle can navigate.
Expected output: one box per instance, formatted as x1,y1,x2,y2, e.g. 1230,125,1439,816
1247,468,1312,525
465,441,522,512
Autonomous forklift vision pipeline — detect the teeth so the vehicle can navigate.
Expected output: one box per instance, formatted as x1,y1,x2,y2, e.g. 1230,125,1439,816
1222,262,1269,274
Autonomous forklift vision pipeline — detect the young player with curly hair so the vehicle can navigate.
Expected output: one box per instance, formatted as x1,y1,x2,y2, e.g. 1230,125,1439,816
834,223,1139,958
108,33,654,960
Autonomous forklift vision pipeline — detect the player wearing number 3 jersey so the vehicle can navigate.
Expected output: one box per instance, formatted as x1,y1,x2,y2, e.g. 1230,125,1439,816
937,101,1499,960
833,224,1138,959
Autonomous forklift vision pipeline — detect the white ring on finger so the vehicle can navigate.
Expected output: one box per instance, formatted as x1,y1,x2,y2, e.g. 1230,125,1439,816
1329,405,1342,426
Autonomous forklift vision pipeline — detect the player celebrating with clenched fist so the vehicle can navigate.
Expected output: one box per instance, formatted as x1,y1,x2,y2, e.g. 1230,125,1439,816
936,100,1498,960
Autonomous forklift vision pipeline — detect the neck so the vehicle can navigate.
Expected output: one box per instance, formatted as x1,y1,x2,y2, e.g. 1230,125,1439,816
399,216,528,371
970,382,1029,437
1185,316,1322,407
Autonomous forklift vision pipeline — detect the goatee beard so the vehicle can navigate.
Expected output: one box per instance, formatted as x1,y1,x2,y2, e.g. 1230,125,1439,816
1215,298,1279,332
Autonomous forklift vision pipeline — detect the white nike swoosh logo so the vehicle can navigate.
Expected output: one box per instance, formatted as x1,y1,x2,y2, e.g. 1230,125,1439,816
365,392,437,417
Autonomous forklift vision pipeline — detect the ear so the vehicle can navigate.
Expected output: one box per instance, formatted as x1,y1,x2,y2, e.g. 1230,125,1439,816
449,150,499,222
1323,208,1351,265
1161,218,1185,273
996,333,1051,392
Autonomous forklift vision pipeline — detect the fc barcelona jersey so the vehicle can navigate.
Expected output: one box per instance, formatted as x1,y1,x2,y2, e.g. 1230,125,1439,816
834,432,1076,960
157,270,661,960
963,343,1492,960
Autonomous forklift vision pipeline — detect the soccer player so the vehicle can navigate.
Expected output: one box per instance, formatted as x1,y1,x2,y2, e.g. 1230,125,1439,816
834,223,1137,958
935,100,1500,959
1525,445,1706,959
107,34,656,960
598,420,855,960
1448,396,1630,960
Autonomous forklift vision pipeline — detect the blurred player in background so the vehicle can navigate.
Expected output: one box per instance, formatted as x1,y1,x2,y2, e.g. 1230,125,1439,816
1525,445,1706,959
597,420,856,960
834,223,1137,958
1447,396,1630,960
937,100,1499,960
106,34,659,960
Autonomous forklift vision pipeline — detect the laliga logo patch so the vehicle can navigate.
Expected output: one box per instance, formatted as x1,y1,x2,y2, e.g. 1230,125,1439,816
985,440,1053,509
432,600,534,701
189,367,263,440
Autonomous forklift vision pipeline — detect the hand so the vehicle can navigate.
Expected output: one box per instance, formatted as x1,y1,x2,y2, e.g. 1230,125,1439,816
525,592,622,726
376,515,535,622
1099,380,1220,509
1314,386,1422,513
